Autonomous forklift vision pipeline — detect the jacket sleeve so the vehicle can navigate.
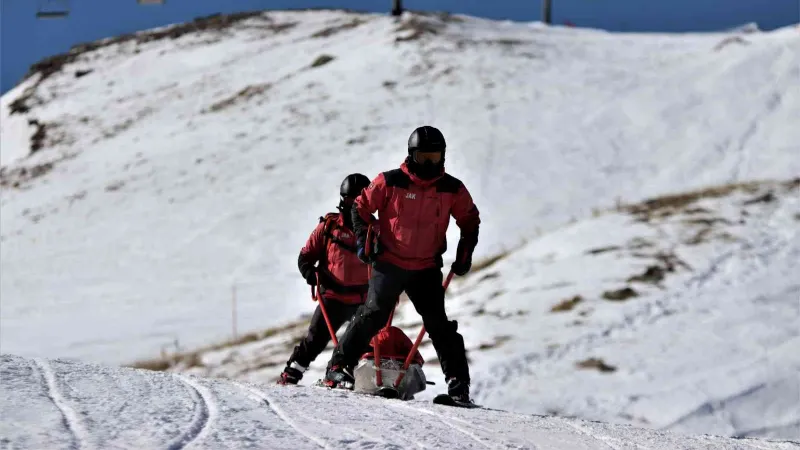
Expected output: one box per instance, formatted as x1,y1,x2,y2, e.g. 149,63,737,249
298,221,326,279
451,182,481,259
351,173,387,243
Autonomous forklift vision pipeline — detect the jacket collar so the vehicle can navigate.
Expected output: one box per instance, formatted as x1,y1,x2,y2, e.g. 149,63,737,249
400,159,444,188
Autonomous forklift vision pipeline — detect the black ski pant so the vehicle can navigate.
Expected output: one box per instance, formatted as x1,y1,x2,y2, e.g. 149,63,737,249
328,260,470,383
288,297,360,369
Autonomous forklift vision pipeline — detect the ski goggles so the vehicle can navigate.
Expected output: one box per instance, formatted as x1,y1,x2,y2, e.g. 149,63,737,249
412,149,443,164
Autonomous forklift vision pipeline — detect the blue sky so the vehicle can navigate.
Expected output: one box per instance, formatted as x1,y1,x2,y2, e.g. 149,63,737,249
1,0,798,94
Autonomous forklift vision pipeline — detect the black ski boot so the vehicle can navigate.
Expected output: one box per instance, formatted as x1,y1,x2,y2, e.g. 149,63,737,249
432,378,481,408
323,365,355,389
447,378,472,403
277,362,306,385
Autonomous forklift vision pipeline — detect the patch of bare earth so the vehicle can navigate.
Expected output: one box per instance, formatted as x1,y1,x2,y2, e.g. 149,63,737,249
310,18,365,38
614,180,796,224
310,54,335,68
550,295,583,312
126,316,310,373
576,357,617,373
602,287,639,302
206,83,272,113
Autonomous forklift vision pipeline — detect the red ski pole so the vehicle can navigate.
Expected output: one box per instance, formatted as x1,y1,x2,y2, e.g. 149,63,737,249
313,274,338,346
393,270,455,389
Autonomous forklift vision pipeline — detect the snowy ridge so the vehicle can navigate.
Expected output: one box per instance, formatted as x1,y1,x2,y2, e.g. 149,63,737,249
1,354,796,449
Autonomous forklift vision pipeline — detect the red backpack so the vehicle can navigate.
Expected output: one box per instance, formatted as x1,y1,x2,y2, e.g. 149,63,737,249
318,212,357,256
363,326,425,366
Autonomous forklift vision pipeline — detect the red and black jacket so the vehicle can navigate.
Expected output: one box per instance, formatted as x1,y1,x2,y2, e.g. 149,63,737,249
351,160,480,271
298,213,369,304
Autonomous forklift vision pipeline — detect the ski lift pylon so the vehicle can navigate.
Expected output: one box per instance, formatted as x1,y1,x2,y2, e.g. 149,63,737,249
36,0,70,19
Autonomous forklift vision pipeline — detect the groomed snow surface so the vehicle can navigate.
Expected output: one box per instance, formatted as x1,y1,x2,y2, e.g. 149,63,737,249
1,8,799,448
1,354,797,449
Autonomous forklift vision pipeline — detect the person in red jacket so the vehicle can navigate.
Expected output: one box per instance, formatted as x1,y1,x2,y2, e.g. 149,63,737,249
323,125,481,404
277,173,372,385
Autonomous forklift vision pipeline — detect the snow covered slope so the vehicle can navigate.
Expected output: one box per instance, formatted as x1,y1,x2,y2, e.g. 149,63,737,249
1,8,799,446
2,9,798,367
2,354,797,449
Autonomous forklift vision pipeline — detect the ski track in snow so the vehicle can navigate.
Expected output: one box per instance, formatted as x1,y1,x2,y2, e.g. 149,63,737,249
389,402,496,449
661,382,768,431
169,374,216,450
231,381,332,449
729,44,793,184
31,358,90,450
3,354,798,449
563,421,623,450
310,386,438,449
292,413,402,450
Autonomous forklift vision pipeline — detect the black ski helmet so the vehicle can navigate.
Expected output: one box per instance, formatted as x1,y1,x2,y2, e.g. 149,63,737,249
408,125,446,154
407,125,446,179
340,173,370,199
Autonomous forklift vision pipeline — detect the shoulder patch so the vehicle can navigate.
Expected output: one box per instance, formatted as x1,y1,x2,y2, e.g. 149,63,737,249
435,173,462,194
383,169,411,189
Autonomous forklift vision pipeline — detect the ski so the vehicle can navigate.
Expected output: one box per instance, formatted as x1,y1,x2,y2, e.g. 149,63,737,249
432,393,483,409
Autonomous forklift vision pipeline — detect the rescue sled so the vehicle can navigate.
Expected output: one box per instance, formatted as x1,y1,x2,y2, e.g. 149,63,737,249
353,325,428,400
312,264,455,401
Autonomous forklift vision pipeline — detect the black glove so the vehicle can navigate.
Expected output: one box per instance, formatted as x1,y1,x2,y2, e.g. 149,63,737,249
451,236,476,276
356,236,381,264
307,268,335,287
304,268,318,286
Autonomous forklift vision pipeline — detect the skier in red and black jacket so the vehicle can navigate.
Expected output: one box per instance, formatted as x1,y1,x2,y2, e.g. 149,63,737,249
278,173,372,385
323,125,481,404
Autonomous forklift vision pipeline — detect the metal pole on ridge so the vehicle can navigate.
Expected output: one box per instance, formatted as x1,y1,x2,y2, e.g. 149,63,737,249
542,0,553,24
391,0,403,16
393,270,455,389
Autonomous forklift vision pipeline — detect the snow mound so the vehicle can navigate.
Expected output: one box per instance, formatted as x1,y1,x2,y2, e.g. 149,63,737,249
1,354,796,449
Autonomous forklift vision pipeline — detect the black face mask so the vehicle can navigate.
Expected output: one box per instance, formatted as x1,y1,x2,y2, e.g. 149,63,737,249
407,156,443,180
337,197,355,229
